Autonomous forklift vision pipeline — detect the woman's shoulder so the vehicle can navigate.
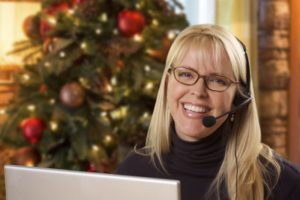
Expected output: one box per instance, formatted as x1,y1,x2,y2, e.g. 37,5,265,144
277,156,300,182
116,149,163,177
271,156,300,199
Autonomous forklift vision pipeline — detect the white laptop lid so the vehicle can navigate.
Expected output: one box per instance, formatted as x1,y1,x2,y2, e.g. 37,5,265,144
5,165,180,200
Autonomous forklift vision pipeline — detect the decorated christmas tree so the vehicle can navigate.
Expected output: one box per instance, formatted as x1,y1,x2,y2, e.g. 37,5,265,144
0,0,188,172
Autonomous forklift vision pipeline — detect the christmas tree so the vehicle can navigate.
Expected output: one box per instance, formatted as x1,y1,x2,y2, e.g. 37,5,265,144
0,0,188,172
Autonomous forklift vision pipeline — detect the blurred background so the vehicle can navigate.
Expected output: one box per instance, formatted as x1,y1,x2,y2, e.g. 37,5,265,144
0,0,299,199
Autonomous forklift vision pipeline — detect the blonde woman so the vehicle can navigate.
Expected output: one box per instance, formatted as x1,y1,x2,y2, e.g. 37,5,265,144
117,24,300,200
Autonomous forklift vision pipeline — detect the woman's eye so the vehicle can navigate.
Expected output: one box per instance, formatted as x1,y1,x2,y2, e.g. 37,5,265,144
208,76,227,85
178,72,193,78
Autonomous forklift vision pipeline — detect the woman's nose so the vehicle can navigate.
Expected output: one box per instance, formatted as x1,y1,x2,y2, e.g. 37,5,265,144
190,78,208,98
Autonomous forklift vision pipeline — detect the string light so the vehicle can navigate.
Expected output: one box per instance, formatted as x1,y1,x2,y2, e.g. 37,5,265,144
152,19,159,26
25,160,34,167
22,74,30,81
27,105,36,112
95,28,102,35
92,145,99,152
50,121,58,132
135,3,141,9
67,9,75,15
145,82,154,90
44,62,51,68
48,16,57,26
0,108,6,115
103,134,112,144
106,84,112,92
133,34,143,42
113,29,119,35
142,112,150,119
101,112,107,117
110,77,117,86
99,112,109,125
144,65,151,72
100,13,108,22
49,98,56,105
168,30,176,40
80,42,87,50
59,51,66,58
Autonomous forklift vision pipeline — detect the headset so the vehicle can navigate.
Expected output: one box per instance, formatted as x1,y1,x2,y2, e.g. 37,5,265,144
201,38,252,200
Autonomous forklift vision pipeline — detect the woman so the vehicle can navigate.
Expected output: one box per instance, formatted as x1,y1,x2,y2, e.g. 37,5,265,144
117,24,300,200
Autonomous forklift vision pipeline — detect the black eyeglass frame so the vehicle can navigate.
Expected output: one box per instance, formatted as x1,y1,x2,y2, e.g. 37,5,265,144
167,66,240,92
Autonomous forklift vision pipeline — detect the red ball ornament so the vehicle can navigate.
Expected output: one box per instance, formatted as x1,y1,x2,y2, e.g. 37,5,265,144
39,84,47,93
44,3,70,15
60,82,86,108
40,3,70,39
72,0,88,6
22,15,40,39
87,163,97,172
118,10,145,37
21,117,45,144
40,19,53,39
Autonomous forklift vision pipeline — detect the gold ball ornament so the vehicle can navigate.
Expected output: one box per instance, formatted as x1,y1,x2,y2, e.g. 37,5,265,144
22,15,40,39
59,82,86,108
102,133,118,149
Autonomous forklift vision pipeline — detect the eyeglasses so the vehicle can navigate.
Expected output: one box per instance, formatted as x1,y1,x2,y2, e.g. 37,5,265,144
168,66,239,92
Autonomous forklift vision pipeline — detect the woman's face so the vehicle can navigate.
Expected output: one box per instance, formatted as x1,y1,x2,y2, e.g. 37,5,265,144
166,48,237,141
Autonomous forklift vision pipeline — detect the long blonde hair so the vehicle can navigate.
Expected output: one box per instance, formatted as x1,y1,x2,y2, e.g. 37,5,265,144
145,24,281,200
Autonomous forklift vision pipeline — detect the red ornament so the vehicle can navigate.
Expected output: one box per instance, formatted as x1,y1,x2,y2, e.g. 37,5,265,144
20,117,45,144
40,3,70,39
40,20,53,39
22,15,40,39
44,3,70,15
87,163,97,172
72,0,88,6
118,10,145,37
39,84,47,93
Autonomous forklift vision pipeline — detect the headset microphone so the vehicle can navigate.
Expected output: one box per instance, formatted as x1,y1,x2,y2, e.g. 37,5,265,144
202,97,252,128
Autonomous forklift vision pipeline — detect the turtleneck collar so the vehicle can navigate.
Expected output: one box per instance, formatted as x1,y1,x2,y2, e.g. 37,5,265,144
165,122,229,178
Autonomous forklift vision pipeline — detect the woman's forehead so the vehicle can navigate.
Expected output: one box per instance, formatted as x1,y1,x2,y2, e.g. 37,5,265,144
173,43,233,75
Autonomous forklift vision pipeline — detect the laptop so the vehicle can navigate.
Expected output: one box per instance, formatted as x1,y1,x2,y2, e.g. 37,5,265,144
5,165,180,200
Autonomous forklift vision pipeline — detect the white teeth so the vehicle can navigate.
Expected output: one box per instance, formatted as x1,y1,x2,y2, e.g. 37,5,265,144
183,104,208,113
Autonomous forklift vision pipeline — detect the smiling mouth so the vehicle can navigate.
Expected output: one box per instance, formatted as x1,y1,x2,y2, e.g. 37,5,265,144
183,103,210,113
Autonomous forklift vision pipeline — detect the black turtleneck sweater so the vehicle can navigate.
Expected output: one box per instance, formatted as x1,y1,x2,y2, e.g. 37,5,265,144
117,126,300,200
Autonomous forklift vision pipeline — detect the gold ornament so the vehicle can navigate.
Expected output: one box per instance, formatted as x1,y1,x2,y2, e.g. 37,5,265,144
102,133,118,149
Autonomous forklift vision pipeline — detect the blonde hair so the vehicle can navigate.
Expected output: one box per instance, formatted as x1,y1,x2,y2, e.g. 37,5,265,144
145,24,281,200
